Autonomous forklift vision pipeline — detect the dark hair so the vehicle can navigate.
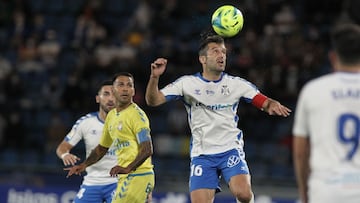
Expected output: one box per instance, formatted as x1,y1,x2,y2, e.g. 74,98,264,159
97,79,113,94
198,30,224,56
347,0,360,24
112,72,135,83
331,23,360,65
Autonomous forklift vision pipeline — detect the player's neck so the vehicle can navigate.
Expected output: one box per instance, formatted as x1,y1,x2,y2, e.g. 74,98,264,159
337,65,360,73
116,102,133,112
98,110,107,122
202,71,222,81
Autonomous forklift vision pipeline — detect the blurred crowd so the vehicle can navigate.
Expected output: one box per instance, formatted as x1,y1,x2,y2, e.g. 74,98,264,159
0,0,356,186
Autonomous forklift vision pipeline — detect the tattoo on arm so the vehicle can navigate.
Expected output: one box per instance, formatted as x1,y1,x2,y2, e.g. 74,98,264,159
84,144,108,167
128,141,153,171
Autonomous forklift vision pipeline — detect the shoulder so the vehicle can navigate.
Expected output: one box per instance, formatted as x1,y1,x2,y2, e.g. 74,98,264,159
73,112,99,129
131,103,147,115
174,74,199,83
223,73,249,82
130,103,149,120
223,73,257,88
301,73,335,91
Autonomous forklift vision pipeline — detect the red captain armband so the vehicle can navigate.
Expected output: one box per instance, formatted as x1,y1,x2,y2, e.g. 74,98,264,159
252,93,268,110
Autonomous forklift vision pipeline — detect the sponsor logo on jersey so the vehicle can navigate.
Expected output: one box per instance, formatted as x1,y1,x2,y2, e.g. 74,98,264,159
206,90,215,95
114,138,130,150
227,155,240,167
195,102,232,110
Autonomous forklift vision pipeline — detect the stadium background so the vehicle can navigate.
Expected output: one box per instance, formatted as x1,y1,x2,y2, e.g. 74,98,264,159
0,0,357,202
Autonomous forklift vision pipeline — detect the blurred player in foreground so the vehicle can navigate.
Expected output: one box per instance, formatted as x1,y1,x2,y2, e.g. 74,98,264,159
65,72,154,203
145,33,291,203
56,80,117,203
293,23,360,203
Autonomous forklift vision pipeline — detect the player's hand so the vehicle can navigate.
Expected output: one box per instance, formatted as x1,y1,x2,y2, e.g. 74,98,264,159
150,58,167,78
64,163,86,178
266,99,291,117
110,165,131,176
61,153,80,166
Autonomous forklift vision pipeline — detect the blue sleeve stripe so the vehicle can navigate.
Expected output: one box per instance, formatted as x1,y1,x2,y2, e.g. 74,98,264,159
165,95,181,101
138,129,150,143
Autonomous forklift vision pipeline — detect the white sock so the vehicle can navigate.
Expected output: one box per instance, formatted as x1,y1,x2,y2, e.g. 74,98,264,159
236,193,254,203
250,193,254,203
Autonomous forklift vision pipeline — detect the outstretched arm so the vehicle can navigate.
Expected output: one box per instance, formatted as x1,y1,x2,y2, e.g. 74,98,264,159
64,144,108,178
109,140,153,176
145,58,168,106
262,97,291,117
252,93,291,117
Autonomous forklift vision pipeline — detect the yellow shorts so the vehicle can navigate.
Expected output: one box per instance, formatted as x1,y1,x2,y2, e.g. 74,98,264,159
112,172,155,203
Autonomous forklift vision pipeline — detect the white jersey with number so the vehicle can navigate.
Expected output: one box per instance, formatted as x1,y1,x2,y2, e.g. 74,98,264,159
161,72,260,157
293,72,360,203
65,112,118,185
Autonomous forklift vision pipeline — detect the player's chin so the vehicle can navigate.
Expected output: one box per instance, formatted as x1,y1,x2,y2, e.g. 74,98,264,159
107,104,115,109
118,97,131,104
216,65,225,72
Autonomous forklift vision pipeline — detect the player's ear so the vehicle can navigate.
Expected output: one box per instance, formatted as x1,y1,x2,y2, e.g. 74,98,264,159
199,55,206,64
95,95,100,104
328,50,339,71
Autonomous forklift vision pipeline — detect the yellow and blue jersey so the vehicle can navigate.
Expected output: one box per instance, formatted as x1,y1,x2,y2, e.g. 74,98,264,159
100,103,153,175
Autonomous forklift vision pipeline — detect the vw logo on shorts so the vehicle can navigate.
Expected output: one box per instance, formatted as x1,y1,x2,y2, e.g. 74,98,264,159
227,155,240,167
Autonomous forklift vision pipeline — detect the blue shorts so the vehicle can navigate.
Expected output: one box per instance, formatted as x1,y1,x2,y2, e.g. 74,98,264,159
73,183,117,203
189,148,249,192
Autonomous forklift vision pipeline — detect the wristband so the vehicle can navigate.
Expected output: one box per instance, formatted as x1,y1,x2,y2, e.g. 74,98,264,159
252,93,268,109
60,152,70,159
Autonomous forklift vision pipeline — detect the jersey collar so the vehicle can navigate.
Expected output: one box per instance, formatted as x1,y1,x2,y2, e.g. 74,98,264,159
196,72,224,83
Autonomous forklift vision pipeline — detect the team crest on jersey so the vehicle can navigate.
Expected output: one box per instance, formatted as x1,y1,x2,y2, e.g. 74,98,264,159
221,85,230,95
117,121,123,131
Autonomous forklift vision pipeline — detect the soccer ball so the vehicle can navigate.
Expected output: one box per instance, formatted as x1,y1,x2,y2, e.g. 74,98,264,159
211,5,244,37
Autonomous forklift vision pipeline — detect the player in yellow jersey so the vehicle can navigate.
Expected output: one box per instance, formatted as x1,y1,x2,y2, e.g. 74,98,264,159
65,72,155,203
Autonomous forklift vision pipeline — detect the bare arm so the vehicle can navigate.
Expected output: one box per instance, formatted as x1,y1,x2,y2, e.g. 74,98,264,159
127,140,153,171
56,141,80,166
293,136,310,203
83,144,108,167
145,76,166,106
64,144,109,177
110,141,153,175
145,58,168,106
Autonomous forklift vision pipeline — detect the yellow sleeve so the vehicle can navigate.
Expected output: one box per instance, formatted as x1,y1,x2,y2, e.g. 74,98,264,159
132,107,151,144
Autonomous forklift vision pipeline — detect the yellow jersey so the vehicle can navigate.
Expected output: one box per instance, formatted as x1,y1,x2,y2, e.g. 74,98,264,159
100,103,153,175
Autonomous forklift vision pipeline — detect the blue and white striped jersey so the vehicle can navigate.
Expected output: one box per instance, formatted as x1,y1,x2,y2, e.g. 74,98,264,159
161,72,260,157
65,112,118,185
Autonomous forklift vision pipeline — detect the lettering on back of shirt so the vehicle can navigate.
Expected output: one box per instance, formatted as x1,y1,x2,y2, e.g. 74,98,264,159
332,88,360,99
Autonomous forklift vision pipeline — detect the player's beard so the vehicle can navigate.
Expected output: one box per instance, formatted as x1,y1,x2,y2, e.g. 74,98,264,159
101,103,114,113
116,96,132,108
